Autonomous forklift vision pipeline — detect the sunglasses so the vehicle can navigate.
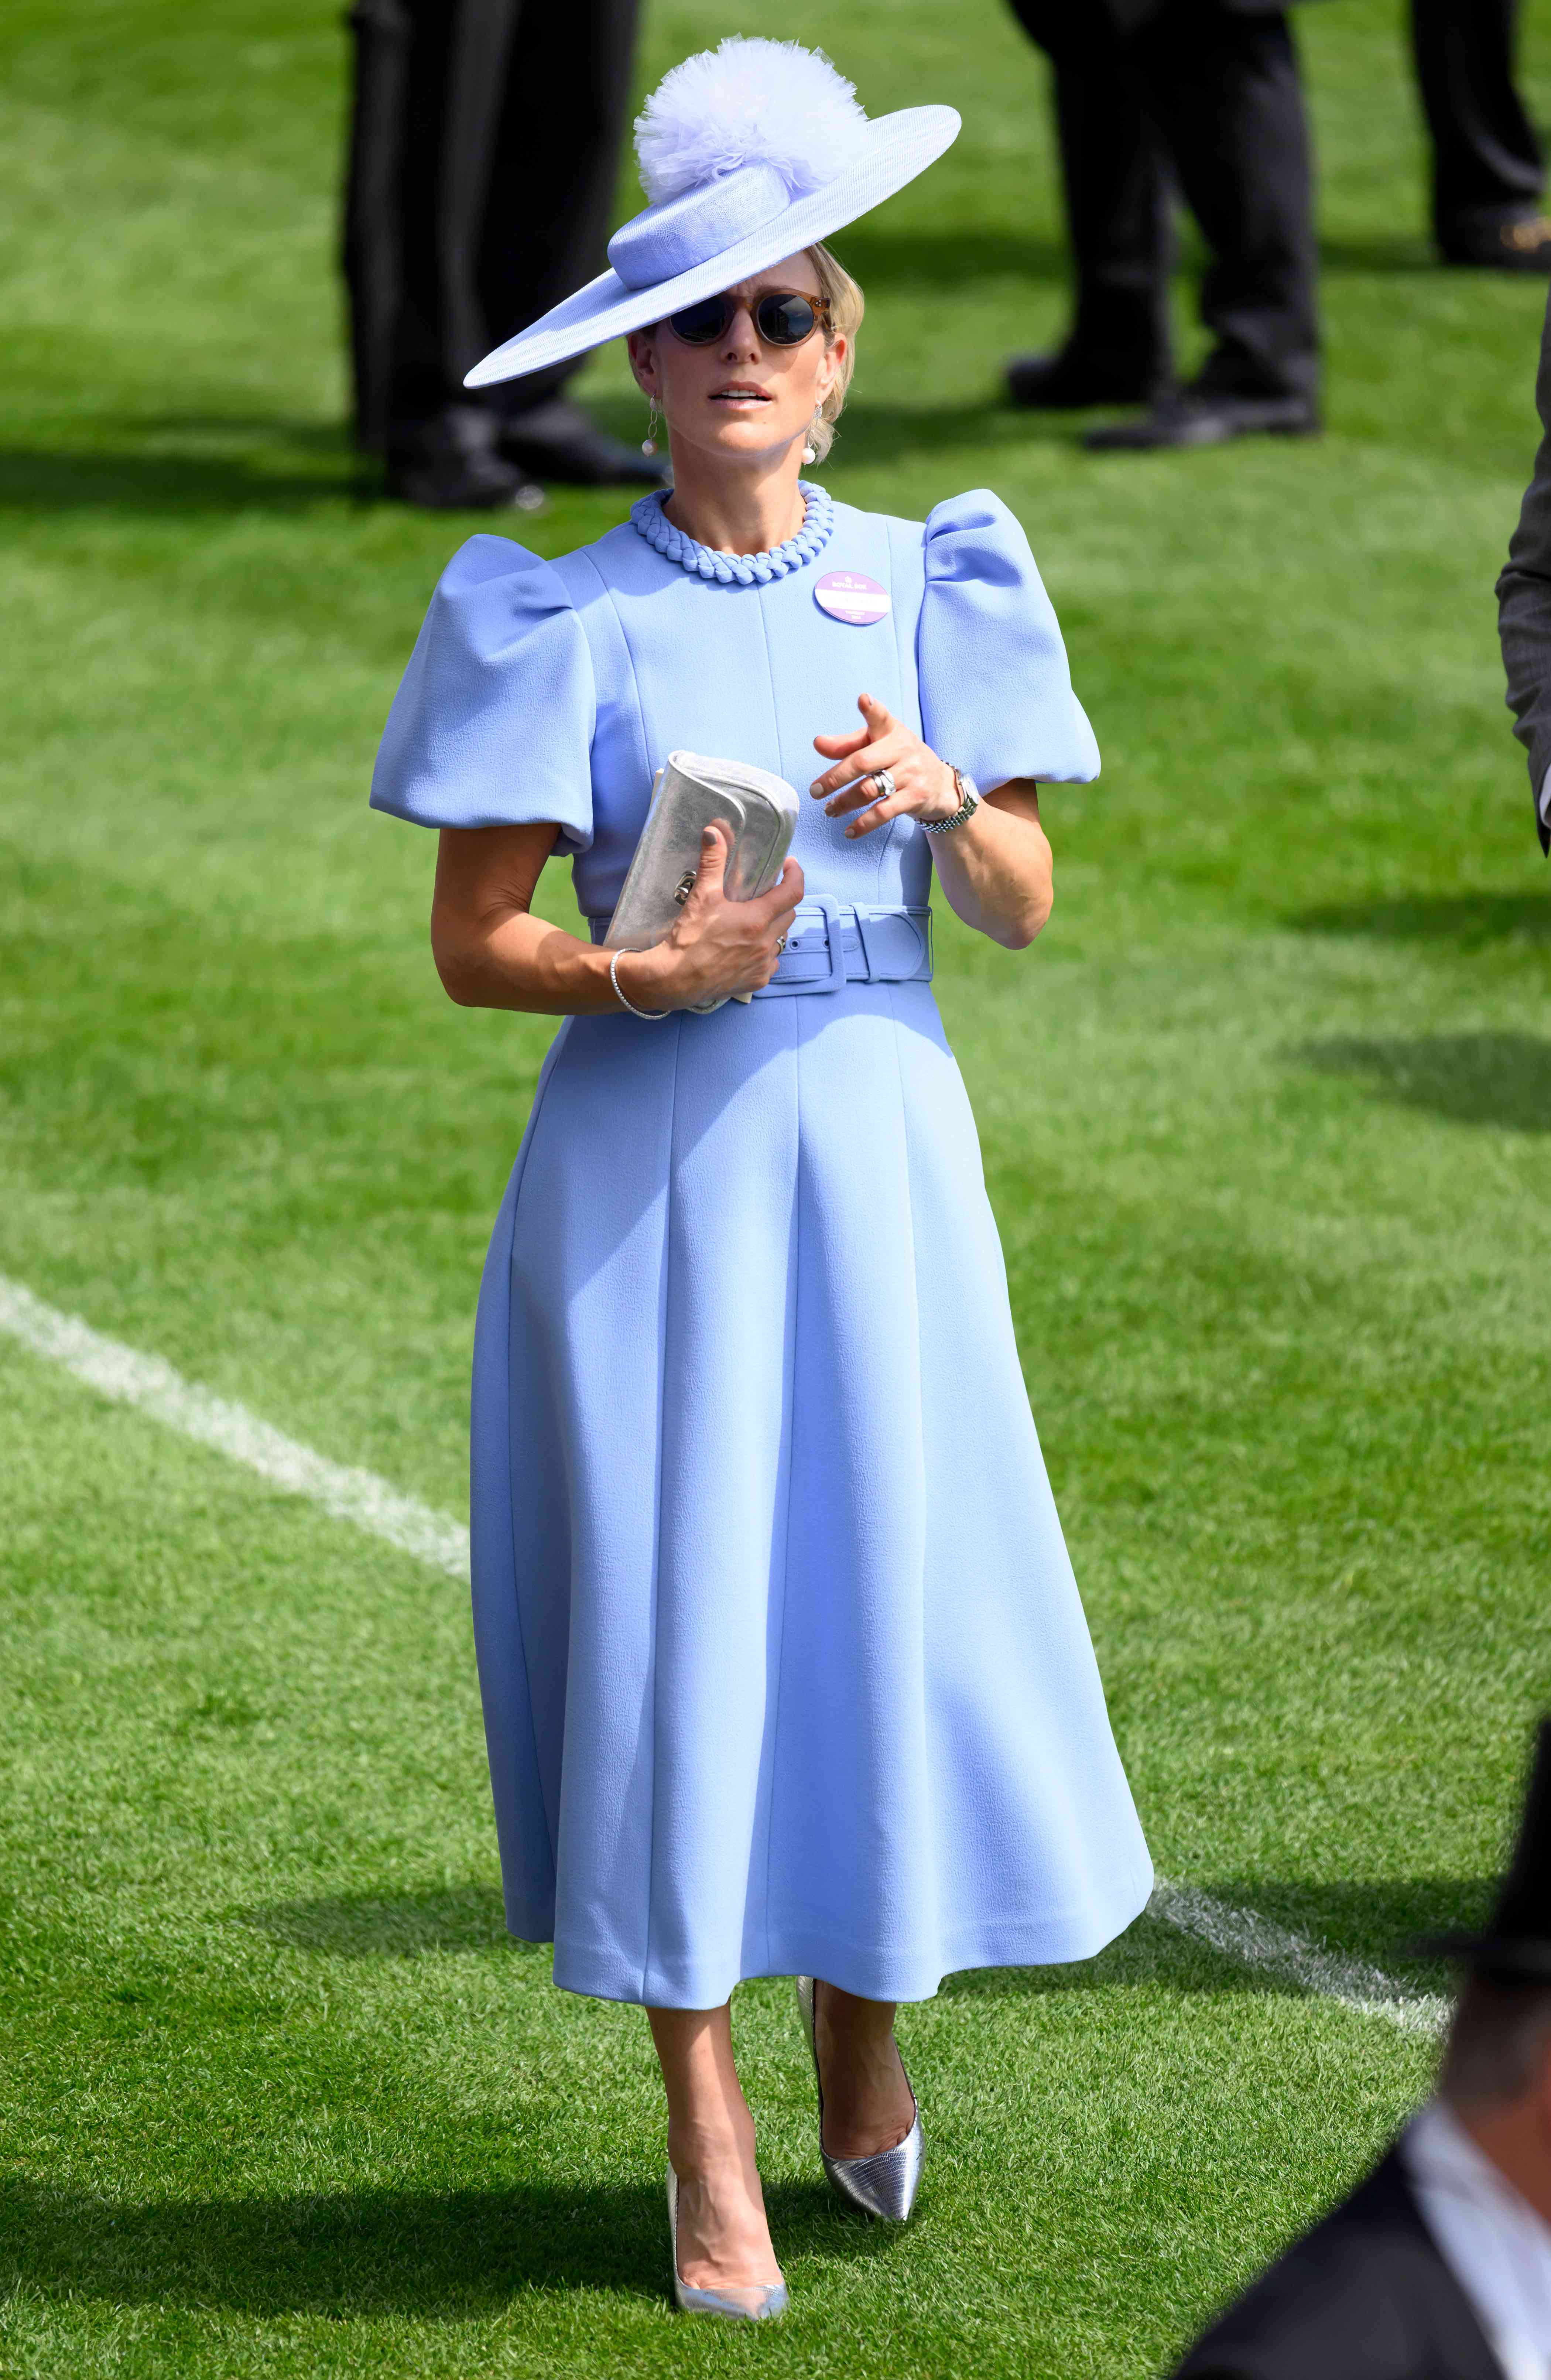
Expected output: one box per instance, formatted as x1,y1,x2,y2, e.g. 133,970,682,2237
665,289,832,348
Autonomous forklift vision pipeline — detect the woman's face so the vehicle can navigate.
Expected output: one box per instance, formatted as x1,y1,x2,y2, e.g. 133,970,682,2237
627,252,846,472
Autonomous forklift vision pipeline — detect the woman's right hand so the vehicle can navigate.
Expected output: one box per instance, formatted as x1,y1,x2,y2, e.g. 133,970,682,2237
616,823,804,1011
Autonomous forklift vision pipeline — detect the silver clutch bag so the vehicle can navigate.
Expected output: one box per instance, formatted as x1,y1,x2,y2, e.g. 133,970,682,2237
604,750,800,1011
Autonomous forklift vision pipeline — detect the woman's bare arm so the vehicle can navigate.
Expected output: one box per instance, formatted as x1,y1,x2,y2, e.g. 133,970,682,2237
429,820,804,1017
431,822,621,1015
809,694,1054,950
922,779,1053,950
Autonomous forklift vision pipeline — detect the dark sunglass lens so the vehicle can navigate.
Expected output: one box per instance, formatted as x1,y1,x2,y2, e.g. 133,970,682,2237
758,294,819,345
668,297,730,345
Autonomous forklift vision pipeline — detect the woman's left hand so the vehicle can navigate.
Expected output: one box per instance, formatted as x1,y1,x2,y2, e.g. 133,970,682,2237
810,693,959,838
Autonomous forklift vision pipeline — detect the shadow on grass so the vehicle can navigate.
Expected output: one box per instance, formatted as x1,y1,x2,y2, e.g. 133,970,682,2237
1296,1032,1551,1131
943,1876,1486,2001
0,445,368,516
790,223,1437,310
137,415,355,451
1219,1876,1493,1966
0,2179,664,2313
244,1886,514,1959
1290,891,1551,948
0,2173,880,2315
836,396,1081,464
249,1873,1488,1992
1317,232,1438,275
0,375,1078,521
0,411,1036,517
824,225,1069,288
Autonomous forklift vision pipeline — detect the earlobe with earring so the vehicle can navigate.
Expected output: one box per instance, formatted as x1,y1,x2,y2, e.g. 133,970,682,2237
803,407,821,465
642,399,660,458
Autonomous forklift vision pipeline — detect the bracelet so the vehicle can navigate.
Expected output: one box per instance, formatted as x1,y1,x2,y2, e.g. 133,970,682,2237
922,765,982,835
609,946,671,1020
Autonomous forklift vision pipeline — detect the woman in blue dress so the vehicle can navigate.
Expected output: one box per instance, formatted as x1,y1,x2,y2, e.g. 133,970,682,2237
372,37,1152,2322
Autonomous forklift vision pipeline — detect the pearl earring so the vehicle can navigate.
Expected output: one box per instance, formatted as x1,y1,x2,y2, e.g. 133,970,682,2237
802,407,821,465
641,399,660,458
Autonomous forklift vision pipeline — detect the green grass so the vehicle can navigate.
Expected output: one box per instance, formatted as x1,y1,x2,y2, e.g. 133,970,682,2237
3,0,1551,2371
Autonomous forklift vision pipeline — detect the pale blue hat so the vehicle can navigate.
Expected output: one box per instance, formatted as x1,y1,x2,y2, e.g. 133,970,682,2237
464,38,959,389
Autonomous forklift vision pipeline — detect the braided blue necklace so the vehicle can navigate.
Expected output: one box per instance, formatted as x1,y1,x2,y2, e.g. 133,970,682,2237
629,481,834,586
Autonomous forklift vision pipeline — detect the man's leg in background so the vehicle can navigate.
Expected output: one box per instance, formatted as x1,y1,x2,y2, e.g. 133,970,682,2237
1411,0,1549,270
1005,0,1174,408
1141,0,1319,405
342,0,410,454
479,0,663,484
1085,0,1319,449
341,0,540,507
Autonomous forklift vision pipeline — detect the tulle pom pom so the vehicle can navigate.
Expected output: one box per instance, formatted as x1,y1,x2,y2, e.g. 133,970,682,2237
634,37,867,206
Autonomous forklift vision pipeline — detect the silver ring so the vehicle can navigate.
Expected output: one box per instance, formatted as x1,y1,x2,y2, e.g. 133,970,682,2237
775,936,787,953
869,767,897,804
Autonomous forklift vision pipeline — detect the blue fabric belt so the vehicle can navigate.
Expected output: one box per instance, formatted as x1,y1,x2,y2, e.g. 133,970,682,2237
757,899,933,995
589,900,933,997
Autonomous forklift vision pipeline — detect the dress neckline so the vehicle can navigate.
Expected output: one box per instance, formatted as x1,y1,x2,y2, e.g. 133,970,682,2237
629,482,835,586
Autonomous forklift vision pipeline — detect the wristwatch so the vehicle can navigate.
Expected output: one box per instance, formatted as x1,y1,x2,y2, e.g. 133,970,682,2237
922,766,981,834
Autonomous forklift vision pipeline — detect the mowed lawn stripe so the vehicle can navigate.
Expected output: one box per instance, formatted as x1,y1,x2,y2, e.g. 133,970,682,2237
1,1265,1448,2037
0,1271,469,1581
1149,1881,1447,2037
3,1,1548,2368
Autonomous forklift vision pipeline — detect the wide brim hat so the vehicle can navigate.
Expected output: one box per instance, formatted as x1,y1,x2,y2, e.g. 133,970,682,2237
1416,1716,1551,1980
465,38,959,390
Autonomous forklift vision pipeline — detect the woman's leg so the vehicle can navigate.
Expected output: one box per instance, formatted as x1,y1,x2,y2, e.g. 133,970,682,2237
648,2004,784,2299
812,1983,917,2157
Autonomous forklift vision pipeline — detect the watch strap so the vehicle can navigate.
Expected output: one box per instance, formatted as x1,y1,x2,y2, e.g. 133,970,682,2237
922,766,980,834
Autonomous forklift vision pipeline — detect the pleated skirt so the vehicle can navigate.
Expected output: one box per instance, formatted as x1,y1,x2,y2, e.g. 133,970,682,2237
469,981,1151,2007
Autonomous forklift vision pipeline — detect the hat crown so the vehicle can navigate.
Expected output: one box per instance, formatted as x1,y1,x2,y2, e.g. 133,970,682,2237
607,38,867,295
607,161,790,292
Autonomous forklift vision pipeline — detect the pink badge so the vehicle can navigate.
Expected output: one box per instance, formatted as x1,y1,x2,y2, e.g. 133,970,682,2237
815,569,890,625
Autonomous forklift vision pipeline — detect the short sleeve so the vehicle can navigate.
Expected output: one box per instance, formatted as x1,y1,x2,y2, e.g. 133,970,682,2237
916,490,1099,789
370,534,597,851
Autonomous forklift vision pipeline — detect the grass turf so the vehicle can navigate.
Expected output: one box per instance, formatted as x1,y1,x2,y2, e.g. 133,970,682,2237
2,0,1550,2371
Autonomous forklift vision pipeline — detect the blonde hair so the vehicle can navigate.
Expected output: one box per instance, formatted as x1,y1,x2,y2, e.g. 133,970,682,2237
805,241,864,464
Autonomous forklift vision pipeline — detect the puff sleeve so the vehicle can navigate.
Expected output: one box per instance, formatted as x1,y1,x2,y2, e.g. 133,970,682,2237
370,534,596,851
916,490,1099,790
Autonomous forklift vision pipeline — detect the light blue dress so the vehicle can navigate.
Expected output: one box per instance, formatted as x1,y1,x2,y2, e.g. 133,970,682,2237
372,485,1152,2007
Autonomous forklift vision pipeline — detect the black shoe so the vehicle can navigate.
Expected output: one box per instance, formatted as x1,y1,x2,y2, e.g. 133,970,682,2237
1083,386,1319,452
1006,344,1161,410
385,406,545,512
1439,213,1551,272
497,397,667,486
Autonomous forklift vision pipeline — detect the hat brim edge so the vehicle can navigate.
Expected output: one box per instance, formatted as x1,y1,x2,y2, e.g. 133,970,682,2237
464,105,961,390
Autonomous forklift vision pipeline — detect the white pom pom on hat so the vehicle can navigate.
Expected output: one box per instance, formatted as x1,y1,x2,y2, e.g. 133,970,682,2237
464,37,958,390
635,38,868,205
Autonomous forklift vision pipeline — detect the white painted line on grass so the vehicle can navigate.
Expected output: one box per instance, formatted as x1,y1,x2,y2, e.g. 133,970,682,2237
1151,1878,1448,2035
2,1271,1453,2036
0,1272,469,1582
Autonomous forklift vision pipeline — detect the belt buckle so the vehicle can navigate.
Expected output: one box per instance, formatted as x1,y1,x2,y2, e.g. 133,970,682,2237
852,906,930,983
811,896,846,993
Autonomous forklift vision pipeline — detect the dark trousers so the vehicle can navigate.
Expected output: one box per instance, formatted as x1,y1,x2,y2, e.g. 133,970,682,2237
1011,0,1544,394
1009,0,1319,400
343,0,640,449
1411,0,1543,249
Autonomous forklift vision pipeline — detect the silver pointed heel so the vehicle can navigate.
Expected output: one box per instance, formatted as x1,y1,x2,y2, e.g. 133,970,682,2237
796,1974,925,2222
665,2168,788,2321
